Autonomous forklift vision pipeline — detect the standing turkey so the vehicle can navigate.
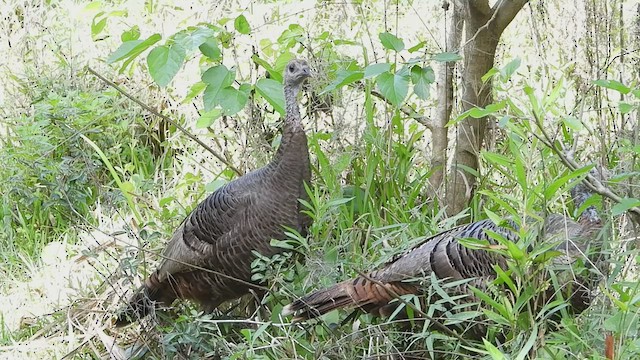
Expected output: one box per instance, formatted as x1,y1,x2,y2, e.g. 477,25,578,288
282,177,604,323
115,59,313,326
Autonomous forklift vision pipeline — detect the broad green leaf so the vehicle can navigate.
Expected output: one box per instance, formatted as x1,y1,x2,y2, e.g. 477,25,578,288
619,102,634,114
107,34,161,65
202,65,234,87
252,55,281,82
182,81,207,103
189,28,216,49
274,52,296,73
593,79,631,94
91,13,107,39
218,87,248,115
196,109,222,128
432,52,462,62
256,78,285,115
107,40,142,63
364,63,391,78
205,178,227,192
408,41,426,53
234,14,251,34
612,197,640,216
411,65,435,100
121,26,140,42
202,65,234,111
83,1,102,12
278,24,305,47
376,71,409,106
481,68,500,82
379,32,405,52
322,70,363,94
500,58,521,81
147,44,185,87
562,116,583,131
199,37,221,60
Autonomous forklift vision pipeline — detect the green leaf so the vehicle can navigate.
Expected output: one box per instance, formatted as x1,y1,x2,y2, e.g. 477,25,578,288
147,44,185,87
411,65,435,100
199,37,221,60
612,198,640,216
408,41,426,53
483,338,506,360
256,78,285,115
482,151,513,167
121,26,140,42
252,55,281,82
91,13,107,39
188,28,216,50
593,79,631,94
322,70,363,94
364,63,391,78
107,40,142,63
202,64,234,87
376,71,409,106
619,102,634,114
107,34,162,65
182,82,207,103
234,14,251,34
500,58,521,81
432,52,462,62
205,178,227,193
218,87,248,115
543,165,594,200
379,32,404,52
562,116,583,131
196,109,222,128
202,65,235,111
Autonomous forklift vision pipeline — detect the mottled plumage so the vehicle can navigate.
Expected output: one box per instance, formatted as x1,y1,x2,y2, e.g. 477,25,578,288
115,59,312,326
283,179,603,321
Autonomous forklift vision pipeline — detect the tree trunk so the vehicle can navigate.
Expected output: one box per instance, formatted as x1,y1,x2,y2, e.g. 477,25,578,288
446,0,529,217
429,1,463,203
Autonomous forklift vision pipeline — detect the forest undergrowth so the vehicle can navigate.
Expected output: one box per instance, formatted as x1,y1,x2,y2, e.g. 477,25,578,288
0,1,639,359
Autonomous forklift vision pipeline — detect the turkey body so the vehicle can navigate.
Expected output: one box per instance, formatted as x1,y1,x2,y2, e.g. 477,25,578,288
115,59,312,326
283,202,602,321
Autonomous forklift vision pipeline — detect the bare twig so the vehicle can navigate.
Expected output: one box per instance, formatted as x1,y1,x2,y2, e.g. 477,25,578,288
85,66,243,176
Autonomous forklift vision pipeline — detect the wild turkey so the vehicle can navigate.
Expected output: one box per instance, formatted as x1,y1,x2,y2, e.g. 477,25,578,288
282,177,604,323
115,59,313,326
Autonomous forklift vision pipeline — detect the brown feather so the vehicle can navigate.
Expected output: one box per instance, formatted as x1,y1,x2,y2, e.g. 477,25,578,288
115,59,313,326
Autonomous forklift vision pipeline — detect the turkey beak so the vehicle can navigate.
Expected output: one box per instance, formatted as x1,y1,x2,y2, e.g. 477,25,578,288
303,67,312,79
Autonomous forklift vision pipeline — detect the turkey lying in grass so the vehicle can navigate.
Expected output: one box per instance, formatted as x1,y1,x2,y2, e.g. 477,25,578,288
115,59,313,326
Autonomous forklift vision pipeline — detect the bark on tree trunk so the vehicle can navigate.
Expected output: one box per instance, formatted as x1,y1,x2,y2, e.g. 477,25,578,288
430,1,463,202
446,0,529,217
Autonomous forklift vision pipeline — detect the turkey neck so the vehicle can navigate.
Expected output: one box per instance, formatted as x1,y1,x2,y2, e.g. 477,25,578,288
272,84,309,167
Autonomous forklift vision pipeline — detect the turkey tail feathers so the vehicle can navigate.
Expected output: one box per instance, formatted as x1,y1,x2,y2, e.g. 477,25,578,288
282,280,355,321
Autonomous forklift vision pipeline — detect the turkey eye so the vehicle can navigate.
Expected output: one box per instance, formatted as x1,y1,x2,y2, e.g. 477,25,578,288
288,64,295,72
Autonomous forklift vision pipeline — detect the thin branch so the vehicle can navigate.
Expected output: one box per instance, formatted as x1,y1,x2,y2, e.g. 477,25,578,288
85,66,243,176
